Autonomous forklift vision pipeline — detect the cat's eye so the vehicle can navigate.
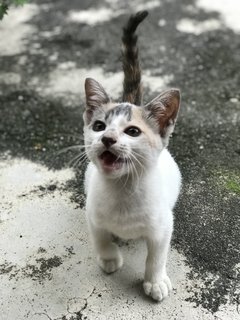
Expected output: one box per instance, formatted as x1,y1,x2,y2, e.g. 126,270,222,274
92,120,106,132
124,126,142,137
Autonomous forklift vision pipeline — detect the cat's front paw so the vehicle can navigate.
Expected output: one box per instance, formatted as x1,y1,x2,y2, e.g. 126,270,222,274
97,243,123,274
143,276,172,301
98,255,123,273
98,256,123,273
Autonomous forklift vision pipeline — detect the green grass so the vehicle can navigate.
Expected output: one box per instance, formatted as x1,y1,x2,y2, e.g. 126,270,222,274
214,169,240,195
0,0,29,20
225,179,240,194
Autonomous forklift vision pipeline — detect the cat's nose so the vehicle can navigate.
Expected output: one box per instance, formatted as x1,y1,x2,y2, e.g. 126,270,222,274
101,136,117,148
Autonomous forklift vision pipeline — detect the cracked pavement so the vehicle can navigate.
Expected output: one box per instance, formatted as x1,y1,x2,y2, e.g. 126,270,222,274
0,0,239,319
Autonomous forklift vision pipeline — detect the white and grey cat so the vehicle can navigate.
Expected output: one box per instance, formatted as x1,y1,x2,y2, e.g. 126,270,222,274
83,11,181,301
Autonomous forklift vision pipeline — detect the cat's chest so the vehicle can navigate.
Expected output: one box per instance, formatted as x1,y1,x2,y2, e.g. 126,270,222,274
96,192,145,218
90,190,152,239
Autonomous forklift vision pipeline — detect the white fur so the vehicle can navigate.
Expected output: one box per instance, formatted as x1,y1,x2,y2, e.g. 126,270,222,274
85,146,181,301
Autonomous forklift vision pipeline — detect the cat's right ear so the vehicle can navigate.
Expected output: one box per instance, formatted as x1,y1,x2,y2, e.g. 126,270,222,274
84,78,110,124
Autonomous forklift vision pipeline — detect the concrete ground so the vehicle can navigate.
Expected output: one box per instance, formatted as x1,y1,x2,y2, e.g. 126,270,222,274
0,0,239,319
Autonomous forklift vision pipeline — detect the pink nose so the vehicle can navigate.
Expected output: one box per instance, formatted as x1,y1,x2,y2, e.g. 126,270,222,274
101,136,117,148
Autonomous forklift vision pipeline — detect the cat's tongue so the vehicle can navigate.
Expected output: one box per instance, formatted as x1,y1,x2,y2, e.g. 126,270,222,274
99,151,123,172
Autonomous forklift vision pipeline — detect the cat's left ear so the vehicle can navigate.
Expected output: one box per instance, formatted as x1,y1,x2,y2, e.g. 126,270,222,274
144,89,180,144
84,78,110,124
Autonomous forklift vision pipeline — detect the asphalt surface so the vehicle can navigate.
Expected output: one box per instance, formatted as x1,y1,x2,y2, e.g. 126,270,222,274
0,0,239,319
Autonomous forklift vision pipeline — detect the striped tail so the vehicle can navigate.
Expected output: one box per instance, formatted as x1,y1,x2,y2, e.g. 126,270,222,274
122,11,148,106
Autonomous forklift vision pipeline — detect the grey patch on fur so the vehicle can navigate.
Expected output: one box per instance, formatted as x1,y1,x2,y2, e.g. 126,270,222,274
105,103,132,122
88,107,106,125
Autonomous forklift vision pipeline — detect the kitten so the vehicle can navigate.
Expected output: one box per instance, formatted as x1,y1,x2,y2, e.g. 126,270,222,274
83,11,181,301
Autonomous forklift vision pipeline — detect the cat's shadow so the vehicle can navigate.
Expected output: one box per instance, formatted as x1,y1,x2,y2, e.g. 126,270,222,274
101,265,175,305
106,267,155,303
116,238,152,301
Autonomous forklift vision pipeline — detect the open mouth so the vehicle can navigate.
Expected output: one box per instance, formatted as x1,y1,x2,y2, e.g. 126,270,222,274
99,151,124,172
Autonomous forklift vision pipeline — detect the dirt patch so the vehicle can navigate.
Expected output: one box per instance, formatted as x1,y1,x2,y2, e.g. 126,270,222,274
22,255,63,283
0,261,16,275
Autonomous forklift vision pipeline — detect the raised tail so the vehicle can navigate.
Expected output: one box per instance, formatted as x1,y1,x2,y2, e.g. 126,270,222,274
122,11,148,106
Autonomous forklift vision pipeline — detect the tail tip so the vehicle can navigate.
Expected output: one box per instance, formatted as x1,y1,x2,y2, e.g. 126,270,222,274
135,10,149,22
123,10,149,35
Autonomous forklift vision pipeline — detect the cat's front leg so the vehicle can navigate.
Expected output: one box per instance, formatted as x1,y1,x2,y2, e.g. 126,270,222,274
88,220,123,274
143,229,172,301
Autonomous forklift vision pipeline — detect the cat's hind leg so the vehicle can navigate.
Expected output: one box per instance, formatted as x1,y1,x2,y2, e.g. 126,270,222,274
89,221,123,273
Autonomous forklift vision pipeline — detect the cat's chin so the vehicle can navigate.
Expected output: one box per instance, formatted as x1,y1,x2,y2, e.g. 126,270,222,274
98,150,125,174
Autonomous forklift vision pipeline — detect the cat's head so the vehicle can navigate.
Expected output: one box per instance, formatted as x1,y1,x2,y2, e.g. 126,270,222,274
83,78,180,178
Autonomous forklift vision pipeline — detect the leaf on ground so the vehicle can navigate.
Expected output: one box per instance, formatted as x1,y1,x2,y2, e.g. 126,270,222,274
0,4,8,20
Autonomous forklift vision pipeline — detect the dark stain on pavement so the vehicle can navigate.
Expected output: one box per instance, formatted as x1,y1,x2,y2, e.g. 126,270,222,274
22,255,63,283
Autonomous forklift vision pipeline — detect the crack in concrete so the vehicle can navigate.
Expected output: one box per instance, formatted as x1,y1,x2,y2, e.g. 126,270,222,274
75,287,96,316
65,287,96,319
79,287,96,316
34,311,53,320
34,287,98,320
236,295,240,314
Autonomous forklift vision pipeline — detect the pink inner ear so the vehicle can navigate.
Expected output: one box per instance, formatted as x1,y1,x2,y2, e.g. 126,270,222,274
158,100,179,136
85,78,110,109
145,89,180,136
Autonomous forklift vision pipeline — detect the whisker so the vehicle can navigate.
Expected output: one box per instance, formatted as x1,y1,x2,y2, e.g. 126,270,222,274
129,151,143,169
128,151,146,192
73,154,88,170
126,157,138,194
56,144,91,156
129,151,145,177
120,145,148,153
123,157,130,188
68,151,88,168
129,157,140,192
130,149,146,161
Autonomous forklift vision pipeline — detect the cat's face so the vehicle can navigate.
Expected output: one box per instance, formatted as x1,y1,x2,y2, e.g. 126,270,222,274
84,102,162,178
83,78,180,178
